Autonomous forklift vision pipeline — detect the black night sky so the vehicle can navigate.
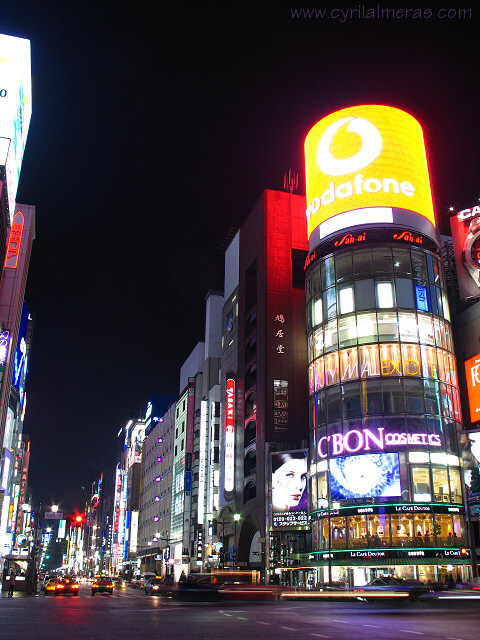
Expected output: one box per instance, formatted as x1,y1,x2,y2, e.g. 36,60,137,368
1,3,479,511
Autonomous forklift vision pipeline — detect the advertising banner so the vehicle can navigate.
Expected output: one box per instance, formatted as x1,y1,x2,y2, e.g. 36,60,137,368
305,105,436,248
271,450,308,528
465,353,480,424
450,206,480,300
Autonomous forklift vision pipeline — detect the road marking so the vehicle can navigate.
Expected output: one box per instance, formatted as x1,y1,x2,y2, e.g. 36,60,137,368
224,613,232,616
332,620,348,624
237,617,247,620
280,627,297,631
400,632,424,636
258,622,271,626
363,625,380,629
447,638,465,640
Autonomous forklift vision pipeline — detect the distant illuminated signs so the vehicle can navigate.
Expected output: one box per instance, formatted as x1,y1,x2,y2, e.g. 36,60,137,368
415,285,429,311
0,34,32,221
465,353,480,424
1,449,11,491
305,105,435,246
13,302,28,388
197,401,207,524
224,379,235,493
272,450,308,529
450,205,480,300
0,330,10,368
4,210,24,269
317,426,442,459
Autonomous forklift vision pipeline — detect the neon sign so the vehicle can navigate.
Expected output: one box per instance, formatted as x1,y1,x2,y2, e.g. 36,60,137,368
224,379,235,493
334,232,366,247
317,426,442,458
4,210,24,269
393,230,423,244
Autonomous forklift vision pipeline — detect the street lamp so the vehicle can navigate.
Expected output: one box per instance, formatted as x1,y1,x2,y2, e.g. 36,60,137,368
51,505,59,513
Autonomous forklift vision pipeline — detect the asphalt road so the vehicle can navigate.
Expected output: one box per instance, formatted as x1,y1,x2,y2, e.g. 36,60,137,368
1,586,480,640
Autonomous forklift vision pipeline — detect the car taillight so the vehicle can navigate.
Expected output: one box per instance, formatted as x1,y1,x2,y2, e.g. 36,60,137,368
73,584,79,589
93,583,98,587
57,584,64,589
153,586,159,590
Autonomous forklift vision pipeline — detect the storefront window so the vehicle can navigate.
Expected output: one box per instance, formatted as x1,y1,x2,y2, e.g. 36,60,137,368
432,466,449,503
449,467,462,503
357,312,378,344
330,516,347,549
418,313,435,345
347,514,367,548
378,312,399,342
391,513,414,546
401,344,421,377
411,466,431,502
435,513,453,546
414,513,434,546
320,519,329,549
339,347,358,382
362,379,383,415
433,317,445,349
367,514,390,547
338,315,357,348
383,378,405,414
404,379,424,414
311,475,318,511
452,514,466,544
318,471,328,502
342,382,362,418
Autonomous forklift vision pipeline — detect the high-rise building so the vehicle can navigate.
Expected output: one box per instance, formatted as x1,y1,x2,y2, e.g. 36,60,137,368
305,105,470,586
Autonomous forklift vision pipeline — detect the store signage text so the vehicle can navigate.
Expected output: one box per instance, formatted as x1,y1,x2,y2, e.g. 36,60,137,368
457,205,480,222
317,427,442,458
224,379,235,493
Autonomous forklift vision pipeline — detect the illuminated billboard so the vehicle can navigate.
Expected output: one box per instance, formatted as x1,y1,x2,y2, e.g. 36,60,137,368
224,378,235,495
0,34,32,221
272,450,308,528
305,105,435,247
450,206,480,300
330,452,401,500
465,353,480,424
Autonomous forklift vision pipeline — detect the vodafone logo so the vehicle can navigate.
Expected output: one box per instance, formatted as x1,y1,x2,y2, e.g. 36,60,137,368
317,117,383,176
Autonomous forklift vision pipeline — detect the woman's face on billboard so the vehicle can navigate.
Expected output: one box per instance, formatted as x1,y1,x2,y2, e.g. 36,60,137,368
272,457,307,511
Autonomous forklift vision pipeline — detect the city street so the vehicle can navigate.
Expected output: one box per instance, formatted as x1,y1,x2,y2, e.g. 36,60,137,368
1,588,480,640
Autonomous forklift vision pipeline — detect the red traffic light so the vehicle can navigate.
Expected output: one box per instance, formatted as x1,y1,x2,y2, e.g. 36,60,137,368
75,515,83,523
460,547,468,556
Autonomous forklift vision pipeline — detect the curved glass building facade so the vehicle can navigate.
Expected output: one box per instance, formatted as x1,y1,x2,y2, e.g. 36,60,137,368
305,241,470,584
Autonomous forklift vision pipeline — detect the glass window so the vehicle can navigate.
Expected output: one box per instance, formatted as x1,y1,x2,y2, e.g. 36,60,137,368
376,282,395,308
324,319,338,353
411,250,427,284
314,327,324,358
324,287,337,319
357,312,378,344
435,514,453,546
398,312,418,342
347,515,367,548
393,248,412,276
314,358,325,391
359,344,380,379
355,279,375,311
322,256,335,289
452,513,466,544
320,518,329,549
433,317,445,349
339,285,355,314
420,345,438,379
401,344,421,377
335,253,353,283
373,248,393,274
339,347,358,382
380,343,401,376
414,284,429,312
353,248,373,275
378,312,399,342
367,513,390,547
308,333,314,363
315,392,326,426
426,253,436,283
424,380,441,415
324,352,339,386
442,293,451,322
432,466,449,503
449,468,462,503
444,323,453,352
342,382,362,418
391,513,415,547
311,475,318,511
395,279,414,309
330,516,347,549
428,284,439,315
338,315,357,348
326,387,341,422
312,297,323,327
318,471,328,502
310,265,321,297
382,378,405,413
411,466,431,502
418,313,435,345
414,514,434,546
404,379,424,413
362,379,383,415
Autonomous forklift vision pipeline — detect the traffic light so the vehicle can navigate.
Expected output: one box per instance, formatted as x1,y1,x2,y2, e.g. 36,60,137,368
460,547,468,556
75,515,83,524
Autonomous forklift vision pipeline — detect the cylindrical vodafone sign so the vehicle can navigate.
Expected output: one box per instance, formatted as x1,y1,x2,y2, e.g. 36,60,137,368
304,105,436,249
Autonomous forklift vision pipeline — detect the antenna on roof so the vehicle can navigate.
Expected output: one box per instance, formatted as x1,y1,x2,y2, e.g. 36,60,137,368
283,169,298,194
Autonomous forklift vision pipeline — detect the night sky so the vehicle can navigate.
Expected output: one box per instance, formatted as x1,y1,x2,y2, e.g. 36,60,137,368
1,4,479,511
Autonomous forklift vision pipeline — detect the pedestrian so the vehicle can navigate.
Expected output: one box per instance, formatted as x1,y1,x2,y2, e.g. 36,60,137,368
447,574,455,589
8,570,16,598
